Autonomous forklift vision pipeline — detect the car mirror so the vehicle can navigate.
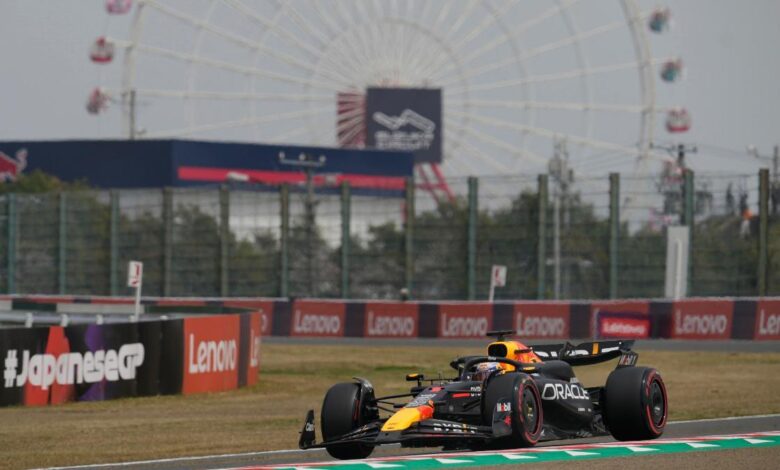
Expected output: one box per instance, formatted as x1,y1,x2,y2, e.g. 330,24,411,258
406,373,424,382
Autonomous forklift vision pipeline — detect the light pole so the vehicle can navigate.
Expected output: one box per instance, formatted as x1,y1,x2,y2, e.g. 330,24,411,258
279,151,326,296
548,138,572,300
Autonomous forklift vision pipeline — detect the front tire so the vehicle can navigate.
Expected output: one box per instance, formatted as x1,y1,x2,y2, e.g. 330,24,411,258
604,367,668,441
321,382,374,459
483,373,543,448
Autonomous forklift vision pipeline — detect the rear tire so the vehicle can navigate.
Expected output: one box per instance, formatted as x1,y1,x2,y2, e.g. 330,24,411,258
483,373,543,448
604,367,668,441
321,382,374,459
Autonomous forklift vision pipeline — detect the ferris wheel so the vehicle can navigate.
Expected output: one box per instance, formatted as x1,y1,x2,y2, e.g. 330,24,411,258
89,0,688,200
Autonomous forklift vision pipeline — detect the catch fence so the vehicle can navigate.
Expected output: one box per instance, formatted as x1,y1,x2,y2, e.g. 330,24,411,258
0,170,776,300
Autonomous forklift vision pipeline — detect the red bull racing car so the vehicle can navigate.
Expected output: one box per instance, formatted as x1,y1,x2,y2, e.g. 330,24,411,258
299,330,667,459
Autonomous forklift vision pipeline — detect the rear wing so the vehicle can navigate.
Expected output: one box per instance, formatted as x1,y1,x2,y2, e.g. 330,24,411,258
529,340,636,366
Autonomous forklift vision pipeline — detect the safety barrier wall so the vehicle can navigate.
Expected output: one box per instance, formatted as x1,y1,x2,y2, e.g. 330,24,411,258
0,310,261,407
2,295,779,342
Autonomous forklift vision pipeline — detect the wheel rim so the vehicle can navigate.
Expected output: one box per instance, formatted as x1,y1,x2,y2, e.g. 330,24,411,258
649,379,666,427
520,387,539,433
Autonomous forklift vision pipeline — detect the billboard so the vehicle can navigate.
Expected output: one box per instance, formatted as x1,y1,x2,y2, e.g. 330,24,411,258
671,299,733,340
365,88,442,163
364,302,419,338
591,301,651,339
513,302,570,339
0,140,414,194
437,303,492,339
755,300,780,340
290,300,346,337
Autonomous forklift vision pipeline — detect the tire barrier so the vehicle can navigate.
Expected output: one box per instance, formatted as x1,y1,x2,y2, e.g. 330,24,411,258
0,312,261,407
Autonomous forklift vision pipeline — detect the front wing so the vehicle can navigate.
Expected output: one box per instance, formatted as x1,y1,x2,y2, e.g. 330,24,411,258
299,403,515,450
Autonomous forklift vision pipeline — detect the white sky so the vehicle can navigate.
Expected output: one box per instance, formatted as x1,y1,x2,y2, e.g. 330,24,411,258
0,0,779,177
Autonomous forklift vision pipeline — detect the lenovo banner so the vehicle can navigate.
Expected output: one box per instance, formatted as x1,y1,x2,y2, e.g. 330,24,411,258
364,303,419,338
755,300,780,340
182,315,241,394
290,301,346,337
438,303,492,339
671,299,734,340
592,301,651,339
513,303,569,339
365,87,442,163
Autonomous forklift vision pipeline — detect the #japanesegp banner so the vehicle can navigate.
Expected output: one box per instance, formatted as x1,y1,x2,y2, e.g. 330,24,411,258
438,303,492,339
671,299,734,340
290,300,346,337
0,323,146,407
364,302,419,338
592,301,651,339
365,87,442,163
755,300,780,340
513,302,569,339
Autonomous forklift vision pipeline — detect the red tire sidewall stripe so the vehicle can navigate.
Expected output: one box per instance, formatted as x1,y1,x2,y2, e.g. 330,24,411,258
644,370,667,436
516,377,542,444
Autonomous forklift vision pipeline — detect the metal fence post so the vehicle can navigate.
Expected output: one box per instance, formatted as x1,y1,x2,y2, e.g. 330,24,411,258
219,186,230,297
682,169,695,295
467,177,478,300
537,175,548,299
340,181,351,299
609,173,620,299
162,187,173,297
58,192,67,295
279,184,290,298
758,168,770,296
109,190,119,296
404,177,415,298
6,194,16,294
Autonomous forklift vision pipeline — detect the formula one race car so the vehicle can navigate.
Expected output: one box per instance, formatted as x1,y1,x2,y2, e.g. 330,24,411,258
299,330,667,459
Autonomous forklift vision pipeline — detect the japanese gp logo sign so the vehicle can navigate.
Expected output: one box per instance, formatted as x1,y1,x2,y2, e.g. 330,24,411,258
365,87,442,163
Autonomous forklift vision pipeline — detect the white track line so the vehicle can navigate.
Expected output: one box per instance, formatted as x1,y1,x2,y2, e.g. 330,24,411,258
42,413,780,470
669,413,780,424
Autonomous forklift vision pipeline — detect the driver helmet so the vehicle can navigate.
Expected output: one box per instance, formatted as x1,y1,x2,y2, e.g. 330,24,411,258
473,362,502,381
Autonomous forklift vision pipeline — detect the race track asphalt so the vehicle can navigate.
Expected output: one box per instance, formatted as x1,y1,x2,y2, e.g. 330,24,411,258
49,414,780,470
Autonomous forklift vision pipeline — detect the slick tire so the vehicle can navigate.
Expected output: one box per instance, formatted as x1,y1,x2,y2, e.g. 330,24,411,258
321,382,374,460
483,373,543,448
604,367,668,441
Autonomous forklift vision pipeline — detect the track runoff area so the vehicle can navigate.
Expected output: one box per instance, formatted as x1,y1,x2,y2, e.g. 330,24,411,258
48,414,780,470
